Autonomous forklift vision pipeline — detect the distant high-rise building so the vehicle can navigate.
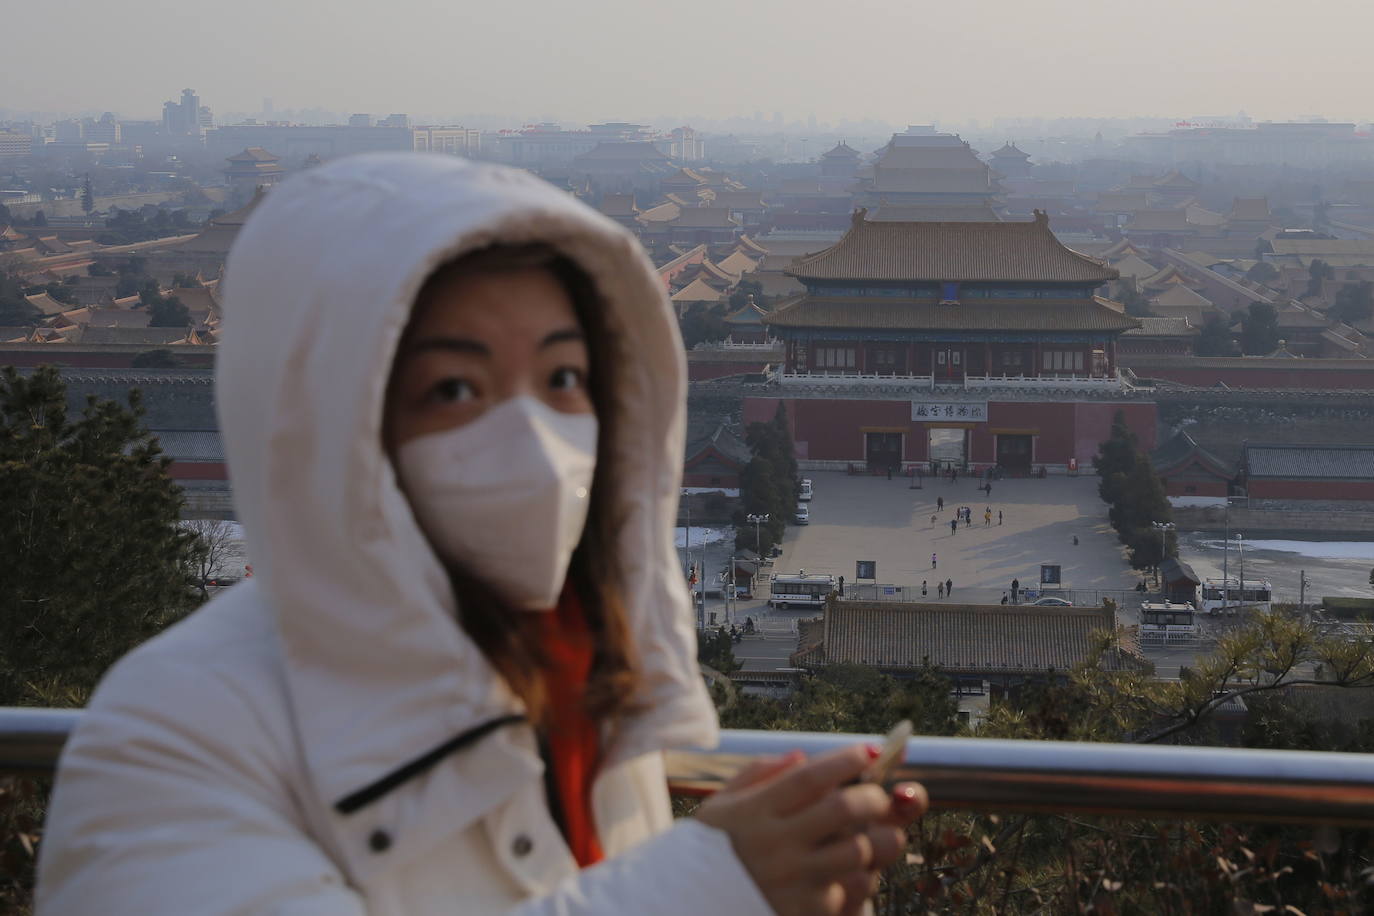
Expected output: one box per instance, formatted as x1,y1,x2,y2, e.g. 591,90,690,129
84,113,122,145
0,131,33,160
412,127,480,157
377,113,410,129
54,119,85,142
198,106,214,130
349,113,373,128
162,88,206,137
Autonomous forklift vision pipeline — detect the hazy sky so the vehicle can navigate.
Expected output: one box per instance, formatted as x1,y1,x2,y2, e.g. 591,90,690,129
8,0,1373,125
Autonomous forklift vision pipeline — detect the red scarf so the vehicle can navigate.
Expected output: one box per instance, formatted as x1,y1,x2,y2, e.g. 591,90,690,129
533,588,604,867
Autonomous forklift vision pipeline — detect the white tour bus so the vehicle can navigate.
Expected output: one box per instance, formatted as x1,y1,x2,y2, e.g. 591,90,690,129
1140,601,1199,640
1199,578,1272,614
768,572,836,610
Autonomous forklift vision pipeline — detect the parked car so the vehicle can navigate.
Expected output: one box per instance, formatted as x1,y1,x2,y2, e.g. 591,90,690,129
794,503,810,525
799,478,813,501
1032,596,1073,607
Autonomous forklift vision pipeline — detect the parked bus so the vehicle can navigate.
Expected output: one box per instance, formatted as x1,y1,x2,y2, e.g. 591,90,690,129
768,572,836,610
1140,601,1199,640
1200,578,1272,615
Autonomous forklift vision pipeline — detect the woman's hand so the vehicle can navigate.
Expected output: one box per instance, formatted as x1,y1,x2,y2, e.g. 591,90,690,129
696,744,929,916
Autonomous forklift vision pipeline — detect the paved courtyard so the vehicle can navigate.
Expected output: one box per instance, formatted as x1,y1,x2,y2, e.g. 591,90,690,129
772,471,1141,606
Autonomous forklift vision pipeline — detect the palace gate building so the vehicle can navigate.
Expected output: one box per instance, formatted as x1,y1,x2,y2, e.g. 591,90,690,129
744,211,1158,472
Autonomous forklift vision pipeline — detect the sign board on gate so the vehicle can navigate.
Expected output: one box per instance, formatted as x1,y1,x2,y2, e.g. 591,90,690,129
856,560,876,581
1040,564,1061,586
911,401,988,422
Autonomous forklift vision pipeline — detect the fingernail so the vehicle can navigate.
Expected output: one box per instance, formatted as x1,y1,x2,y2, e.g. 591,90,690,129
865,744,882,759
894,784,919,801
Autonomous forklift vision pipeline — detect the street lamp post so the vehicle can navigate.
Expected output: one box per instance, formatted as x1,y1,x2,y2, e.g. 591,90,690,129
746,513,769,560
1236,533,1245,611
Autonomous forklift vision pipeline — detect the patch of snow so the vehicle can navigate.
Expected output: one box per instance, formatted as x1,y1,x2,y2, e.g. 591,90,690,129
676,526,732,549
1196,539,1374,560
1168,496,1227,508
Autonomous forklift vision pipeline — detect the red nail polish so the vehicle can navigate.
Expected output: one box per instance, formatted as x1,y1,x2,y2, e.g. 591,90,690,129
894,785,919,801
865,744,882,759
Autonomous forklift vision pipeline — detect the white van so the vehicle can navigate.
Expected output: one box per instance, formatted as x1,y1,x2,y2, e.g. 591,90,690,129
794,503,810,525
799,478,813,501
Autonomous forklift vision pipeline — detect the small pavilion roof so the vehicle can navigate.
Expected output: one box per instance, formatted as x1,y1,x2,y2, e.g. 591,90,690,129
1150,284,1213,309
1154,170,1199,190
670,277,726,303
1110,254,1160,279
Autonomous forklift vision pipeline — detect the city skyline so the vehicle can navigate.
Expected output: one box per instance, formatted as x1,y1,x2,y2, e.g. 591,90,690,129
7,0,1374,126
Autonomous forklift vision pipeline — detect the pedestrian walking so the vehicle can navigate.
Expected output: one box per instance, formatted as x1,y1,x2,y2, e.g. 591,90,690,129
929,514,937,526
986,483,992,497
937,582,944,599
952,469,958,484
922,580,928,596
937,496,943,511
945,577,953,597
984,510,991,527
950,518,957,536
887,465,892,480
1001,592,1009,605
931,552,937,569
998,510,1003,525
1011,577,1020,603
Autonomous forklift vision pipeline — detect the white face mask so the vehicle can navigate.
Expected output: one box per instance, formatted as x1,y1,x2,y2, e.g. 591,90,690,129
395,396,598,610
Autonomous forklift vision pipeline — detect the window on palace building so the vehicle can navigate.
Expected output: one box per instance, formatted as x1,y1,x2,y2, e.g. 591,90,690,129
816,347,855,369
1000,351,1023,368
872,348,897,367
1042,350,1085,372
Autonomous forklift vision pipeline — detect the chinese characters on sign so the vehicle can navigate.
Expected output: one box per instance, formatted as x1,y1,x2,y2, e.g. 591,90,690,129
909,401,989,422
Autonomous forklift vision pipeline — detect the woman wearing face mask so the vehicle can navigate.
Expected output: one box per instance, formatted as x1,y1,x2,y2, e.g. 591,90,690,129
36,154,926,916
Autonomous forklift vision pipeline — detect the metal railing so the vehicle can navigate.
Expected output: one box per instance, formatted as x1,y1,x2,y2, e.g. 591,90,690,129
6,708,1374,826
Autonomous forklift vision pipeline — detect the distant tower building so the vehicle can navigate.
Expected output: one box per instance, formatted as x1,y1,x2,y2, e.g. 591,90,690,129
349,113,374,128
198,106,214,130
989,142,1032,179
377,113,411,129
820,141,861,180
224,147,285,202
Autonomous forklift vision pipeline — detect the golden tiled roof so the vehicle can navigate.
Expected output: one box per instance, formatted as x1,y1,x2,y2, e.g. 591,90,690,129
788,212,1117,283
820,601,1123,673
763,295,1140,332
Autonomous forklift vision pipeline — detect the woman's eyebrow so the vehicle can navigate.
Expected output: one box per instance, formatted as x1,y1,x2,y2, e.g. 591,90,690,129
408,337,490,356
541,328,584,348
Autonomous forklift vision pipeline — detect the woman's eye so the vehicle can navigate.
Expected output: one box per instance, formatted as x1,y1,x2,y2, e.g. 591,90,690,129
549,367,585,391
427,377,475,404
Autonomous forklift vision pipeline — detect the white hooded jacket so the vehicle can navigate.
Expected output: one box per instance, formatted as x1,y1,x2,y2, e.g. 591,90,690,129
36,154,774,916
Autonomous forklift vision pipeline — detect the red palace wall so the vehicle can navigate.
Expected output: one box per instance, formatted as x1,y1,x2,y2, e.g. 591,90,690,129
1119,357,1374,390
1247,479,1374,500
686,360,770,381
743,396,1158,467
0,347,217,369
169,461,228,481
1163,477,1229,497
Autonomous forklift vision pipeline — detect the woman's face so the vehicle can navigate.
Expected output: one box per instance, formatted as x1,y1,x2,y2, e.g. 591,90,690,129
384,266,593,453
